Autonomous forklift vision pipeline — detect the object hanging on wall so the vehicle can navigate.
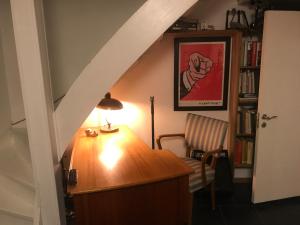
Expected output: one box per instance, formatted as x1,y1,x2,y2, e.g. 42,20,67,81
97,92,123,133
174,36,231,111
225,8,249,30
150,96,155,149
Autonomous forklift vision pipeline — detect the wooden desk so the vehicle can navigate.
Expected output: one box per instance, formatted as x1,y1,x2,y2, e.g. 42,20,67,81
68,126,193,225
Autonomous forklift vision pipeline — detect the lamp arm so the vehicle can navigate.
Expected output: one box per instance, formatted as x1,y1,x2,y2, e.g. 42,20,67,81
105,118,111,129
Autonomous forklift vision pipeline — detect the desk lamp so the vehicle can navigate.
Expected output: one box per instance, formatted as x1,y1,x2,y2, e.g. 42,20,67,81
97,92,123,133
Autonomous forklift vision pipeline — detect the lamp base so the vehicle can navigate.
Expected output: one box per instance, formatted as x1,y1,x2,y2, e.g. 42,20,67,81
100,125,119,133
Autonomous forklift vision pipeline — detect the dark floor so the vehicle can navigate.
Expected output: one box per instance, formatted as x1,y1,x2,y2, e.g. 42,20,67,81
192,183,300,225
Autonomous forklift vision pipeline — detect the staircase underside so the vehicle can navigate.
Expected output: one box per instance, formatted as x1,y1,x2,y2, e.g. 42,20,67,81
0,211,33,225
0,128,34,224
55,0,198,158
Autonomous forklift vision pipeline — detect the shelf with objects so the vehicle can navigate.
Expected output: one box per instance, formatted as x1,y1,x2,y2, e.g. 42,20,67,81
225,1,268,182
232,28,262,179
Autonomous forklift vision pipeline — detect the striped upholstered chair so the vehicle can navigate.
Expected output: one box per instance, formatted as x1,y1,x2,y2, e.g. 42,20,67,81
156,113,228,210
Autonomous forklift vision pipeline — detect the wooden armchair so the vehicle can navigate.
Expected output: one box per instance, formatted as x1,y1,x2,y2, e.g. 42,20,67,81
156,113,228,210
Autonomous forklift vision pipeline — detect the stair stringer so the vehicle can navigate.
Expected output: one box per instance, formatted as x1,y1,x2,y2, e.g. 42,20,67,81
54,0,198,158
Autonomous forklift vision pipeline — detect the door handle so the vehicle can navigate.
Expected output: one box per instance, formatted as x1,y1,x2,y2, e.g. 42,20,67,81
262,114,278,121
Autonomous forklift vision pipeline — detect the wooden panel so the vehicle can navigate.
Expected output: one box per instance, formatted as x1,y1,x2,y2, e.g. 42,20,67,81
228,31,242,161
68,126,193,195
73,176,191,225
68,126,193,225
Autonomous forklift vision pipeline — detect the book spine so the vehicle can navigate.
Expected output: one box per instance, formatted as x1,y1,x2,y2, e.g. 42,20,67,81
247,141,254,165
246,70,251,93
235,139,242,165
243,39,248,67
241,72,247,94
246,111,251,135
250,111,256,134
247,41,252,66
242,140,248,164
251,71,255,94
240,111,245,134
251,41,257,66
256,42,262,66
240,39,246,66
237,112,241,135
239,72,242,93
254,70,260,94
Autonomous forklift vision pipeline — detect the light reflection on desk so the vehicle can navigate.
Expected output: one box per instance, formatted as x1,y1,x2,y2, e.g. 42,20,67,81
68,125,193,200
98,133,124,169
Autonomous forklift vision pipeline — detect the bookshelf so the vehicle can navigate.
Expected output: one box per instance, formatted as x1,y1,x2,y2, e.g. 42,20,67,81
233,29,262,176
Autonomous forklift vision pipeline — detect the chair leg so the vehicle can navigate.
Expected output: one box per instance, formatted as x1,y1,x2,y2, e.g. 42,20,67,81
210,181,216,210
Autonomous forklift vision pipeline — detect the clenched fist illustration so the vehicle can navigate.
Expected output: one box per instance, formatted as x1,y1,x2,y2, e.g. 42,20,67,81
180,53,213,98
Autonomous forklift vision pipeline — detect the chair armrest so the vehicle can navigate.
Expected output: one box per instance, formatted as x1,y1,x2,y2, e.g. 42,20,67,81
201,146,223,185
156,133,185,149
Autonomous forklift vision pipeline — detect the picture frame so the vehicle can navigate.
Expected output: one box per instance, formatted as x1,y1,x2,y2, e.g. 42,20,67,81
174,36,231,111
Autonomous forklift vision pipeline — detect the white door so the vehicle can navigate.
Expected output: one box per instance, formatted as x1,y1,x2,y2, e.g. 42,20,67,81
252,11,300,203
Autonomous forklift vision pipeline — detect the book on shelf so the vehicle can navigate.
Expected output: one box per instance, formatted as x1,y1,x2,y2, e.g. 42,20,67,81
241,140,248,164
237,110,257,135
239,97,258,105
239,70,259,96
240,93,257,98
235,139,254,166
256,42,262,66
238,105,256,110
247,141,254,164
240,39,245,67
245,111,251,135
235,139,243,165
246,40,252,67
168,18,198,31
240,38,262,67
251,41,257,67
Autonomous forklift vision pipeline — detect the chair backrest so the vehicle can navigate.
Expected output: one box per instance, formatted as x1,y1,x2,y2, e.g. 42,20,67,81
185,113,228,153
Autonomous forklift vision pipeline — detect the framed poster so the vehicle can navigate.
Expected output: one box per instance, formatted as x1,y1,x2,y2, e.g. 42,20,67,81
174,36,231,111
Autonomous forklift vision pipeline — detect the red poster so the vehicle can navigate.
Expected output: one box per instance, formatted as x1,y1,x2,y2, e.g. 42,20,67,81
174,37,230,111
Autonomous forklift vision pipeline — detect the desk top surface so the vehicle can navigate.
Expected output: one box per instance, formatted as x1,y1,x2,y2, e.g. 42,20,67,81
68,126,193,195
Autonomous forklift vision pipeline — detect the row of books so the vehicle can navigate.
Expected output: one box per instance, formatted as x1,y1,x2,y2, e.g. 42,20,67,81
235,139,254,165
240,38,262,67
168,18,198,31
239,70,259,97
237,110,256,135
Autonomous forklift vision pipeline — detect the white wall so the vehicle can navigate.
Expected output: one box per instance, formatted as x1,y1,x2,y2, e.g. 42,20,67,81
186,0,254,30
0,0,254,143
45,0,254,154
43,0,146,101
0,39,11,135
54,0,199,156
109,36,230,155
44,0,254,102
106,1,254,155
0,0,25,125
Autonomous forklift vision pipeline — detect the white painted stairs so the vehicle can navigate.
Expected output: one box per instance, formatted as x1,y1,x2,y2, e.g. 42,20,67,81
0,128,35,225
